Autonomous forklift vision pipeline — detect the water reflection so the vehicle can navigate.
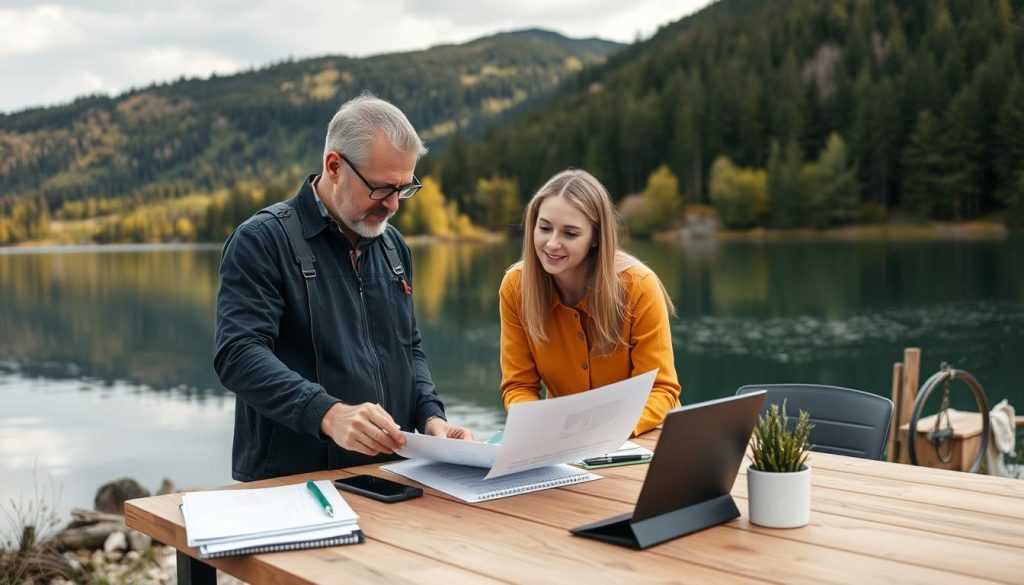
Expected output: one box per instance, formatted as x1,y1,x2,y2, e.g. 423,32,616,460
409,242,518,412
2,237,1023,518
629,237,1024,408
0,246,224,394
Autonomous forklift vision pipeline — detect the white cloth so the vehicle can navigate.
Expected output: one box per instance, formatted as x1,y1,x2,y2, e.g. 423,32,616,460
984,399,1017,478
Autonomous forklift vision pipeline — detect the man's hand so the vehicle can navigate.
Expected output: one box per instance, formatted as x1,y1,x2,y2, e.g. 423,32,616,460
320,403,406,456
424,417,477,441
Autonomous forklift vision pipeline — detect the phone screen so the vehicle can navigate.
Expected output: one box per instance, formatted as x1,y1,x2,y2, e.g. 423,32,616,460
337,475,411,496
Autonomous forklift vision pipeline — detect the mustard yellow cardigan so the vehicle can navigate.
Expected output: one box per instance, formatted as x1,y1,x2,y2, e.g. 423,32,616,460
499,264,681,435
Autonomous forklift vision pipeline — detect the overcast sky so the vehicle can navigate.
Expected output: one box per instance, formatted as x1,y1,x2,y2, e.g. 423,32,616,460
0,0,712,114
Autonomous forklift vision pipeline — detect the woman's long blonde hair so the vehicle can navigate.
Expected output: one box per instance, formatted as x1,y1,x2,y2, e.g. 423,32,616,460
517,169,675,355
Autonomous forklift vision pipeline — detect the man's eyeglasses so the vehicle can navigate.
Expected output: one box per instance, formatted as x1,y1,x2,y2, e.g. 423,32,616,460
340,154,421,200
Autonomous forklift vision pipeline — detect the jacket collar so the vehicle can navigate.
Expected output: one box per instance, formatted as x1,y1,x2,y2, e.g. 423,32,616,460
296,174,331,240
296,173,384,249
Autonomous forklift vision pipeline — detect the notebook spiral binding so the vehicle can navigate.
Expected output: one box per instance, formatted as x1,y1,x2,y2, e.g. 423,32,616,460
477,472,593,501
201,530,365,559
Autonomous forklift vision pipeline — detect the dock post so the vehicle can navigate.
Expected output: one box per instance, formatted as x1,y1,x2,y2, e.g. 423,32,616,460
889,362,904,462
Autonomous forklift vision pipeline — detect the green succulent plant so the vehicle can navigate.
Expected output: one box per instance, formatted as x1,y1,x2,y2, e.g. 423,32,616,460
749,399,815,472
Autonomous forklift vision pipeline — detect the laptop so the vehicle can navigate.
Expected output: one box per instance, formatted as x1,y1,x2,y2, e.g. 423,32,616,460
570,391,766,549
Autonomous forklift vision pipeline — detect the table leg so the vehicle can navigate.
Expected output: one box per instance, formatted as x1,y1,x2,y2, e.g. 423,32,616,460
176,551,216,585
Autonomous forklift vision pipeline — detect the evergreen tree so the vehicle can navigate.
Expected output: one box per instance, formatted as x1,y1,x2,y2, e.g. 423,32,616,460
470,176,520,232
666,70,706,202
439,133,476,213
808,133,858,227
853,75,901,208
941,87,984,219
766,139,805,227
901,111,947,219
994,76,1024,228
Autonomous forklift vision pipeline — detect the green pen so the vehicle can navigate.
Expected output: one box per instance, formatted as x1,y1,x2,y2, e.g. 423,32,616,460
306,480,334,518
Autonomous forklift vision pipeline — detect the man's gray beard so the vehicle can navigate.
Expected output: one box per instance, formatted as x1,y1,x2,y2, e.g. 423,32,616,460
342,212,393,239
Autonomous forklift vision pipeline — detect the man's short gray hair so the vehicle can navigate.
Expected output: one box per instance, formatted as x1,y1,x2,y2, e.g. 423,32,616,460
324,92,427,165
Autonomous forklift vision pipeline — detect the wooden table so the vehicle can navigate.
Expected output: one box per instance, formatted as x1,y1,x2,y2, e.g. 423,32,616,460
125,431,1024,584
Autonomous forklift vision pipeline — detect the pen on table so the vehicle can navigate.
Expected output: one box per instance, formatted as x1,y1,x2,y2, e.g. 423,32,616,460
306,480,334,518
582,454,652,466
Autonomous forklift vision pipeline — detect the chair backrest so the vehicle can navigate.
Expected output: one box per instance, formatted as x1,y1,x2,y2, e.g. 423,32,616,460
735,384,894,460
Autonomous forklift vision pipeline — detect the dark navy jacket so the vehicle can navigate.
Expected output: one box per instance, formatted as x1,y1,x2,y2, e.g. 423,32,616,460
214,175,446,481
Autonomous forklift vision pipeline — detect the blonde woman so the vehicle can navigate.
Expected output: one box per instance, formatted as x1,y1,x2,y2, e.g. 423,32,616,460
499,169,681,436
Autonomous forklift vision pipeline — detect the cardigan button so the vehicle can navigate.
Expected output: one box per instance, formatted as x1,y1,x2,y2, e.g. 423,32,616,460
577,332,585,340
581,363,588,370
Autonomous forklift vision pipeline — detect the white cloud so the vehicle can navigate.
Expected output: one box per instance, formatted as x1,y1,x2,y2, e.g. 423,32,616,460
0,5,86,57
130,46,242,82
0,0,711,113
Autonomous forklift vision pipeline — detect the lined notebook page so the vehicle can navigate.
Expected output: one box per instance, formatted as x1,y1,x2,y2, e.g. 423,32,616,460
382,460,599,503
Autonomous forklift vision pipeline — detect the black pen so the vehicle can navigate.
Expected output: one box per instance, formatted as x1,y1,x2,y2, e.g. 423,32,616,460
582,454,652,466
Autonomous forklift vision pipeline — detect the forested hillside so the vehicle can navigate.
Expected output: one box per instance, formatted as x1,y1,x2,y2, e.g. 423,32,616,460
437,0,1024,232
0,29,619,244
3,0,1023,245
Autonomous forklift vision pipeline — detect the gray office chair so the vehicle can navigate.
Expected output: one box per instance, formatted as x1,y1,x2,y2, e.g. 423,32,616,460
735,384,894,460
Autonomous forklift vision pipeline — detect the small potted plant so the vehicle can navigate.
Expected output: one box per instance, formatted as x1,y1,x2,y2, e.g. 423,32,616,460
747,399,814,528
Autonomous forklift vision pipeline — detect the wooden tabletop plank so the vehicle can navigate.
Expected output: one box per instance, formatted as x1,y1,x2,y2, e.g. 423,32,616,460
730,475,1024,549
729,503,1024,584
807,469,1024,519
806,452,1024,498
649,521,998,585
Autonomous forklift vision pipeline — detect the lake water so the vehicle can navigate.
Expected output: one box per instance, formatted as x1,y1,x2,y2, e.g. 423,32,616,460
2,237,1022,523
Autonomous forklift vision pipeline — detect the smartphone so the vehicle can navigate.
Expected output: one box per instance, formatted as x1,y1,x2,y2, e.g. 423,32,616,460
333,475,423,503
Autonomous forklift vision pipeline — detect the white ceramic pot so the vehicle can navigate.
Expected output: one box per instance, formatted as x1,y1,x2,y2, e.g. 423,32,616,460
746,464,811,528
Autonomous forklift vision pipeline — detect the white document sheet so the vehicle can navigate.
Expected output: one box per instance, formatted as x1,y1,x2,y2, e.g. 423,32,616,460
395,431,498,468
485,369,657,478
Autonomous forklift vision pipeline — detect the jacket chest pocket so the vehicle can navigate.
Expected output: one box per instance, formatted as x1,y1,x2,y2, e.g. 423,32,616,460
385,275,415,346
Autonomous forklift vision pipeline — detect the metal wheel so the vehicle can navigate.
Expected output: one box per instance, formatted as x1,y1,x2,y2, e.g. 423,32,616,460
907,363,990,473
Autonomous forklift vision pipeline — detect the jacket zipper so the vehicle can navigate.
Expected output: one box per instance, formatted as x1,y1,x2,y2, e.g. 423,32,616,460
351,246,388,411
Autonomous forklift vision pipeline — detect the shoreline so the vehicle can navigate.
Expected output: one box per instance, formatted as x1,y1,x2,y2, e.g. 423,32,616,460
1,220,1014,251
656,221,1012,242
1,232,508,252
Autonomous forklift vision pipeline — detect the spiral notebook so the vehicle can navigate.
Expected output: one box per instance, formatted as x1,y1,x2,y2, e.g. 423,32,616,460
382,459,599,503
180,480,363,559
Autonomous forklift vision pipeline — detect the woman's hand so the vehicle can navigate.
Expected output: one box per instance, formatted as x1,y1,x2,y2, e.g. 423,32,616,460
424,417,477,441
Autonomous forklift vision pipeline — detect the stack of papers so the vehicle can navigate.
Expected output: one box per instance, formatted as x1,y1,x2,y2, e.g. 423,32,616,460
383,370,658,502
180,480,363,559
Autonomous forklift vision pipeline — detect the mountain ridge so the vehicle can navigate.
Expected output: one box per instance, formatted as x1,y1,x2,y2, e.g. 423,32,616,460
0,28,622,214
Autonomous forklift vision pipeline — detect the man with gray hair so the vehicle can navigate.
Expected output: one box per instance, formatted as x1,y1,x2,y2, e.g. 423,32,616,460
214,92,473,482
